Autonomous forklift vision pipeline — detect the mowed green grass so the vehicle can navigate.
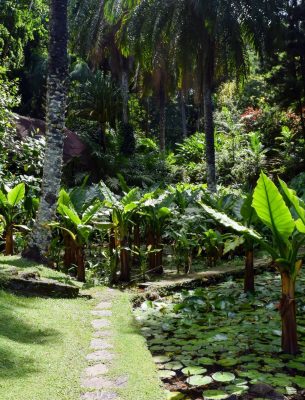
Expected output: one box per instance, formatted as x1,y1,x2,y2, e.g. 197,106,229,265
0,289,93,400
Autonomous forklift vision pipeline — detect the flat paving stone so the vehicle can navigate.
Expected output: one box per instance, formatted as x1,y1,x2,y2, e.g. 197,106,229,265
85,364,109,377
91,310,112,317
86,350,114,362
81,377,114,389
90,339,113,350
93,330,112,338
95,302,112,310
81,392,118,400
92,319,111,329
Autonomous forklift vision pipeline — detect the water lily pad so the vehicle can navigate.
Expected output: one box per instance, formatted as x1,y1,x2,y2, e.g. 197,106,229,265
158,370,176,379
153,355,171,363
197,357,215,366
186,375,212,386
164,362,183,371
212,372,235,382
202,389,229,399
182,366,207,376
293,375,305,388
217,358,239,367
225,385,248,395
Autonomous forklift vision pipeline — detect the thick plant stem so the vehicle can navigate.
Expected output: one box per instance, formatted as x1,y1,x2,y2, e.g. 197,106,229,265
76,245,85,282
244,247,255,293
22,0,68,263
5,225,14,256
280,272,298,354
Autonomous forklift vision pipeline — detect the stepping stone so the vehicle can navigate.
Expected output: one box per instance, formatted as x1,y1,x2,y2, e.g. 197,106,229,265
96,302,112,310
93,330,112,338
91,339,113,350
81,392,118,400
81,376,114,389
92,319,110,329
91,310,112,317
85,364,108,377
86,350,114,362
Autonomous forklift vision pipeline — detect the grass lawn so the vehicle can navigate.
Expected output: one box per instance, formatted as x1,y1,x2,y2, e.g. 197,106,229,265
110,291,165,400
0,254,94,400
0,256,166,400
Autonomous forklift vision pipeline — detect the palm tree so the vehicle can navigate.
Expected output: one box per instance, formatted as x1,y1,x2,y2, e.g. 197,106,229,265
109,0,282,191
23,0,68,262
69,0,135,154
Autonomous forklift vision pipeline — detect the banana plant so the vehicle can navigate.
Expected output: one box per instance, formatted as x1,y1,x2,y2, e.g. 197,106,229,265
139,189,173,275
50,189,102,282
199,171,305,355
0,182,26,255
99,181,140,282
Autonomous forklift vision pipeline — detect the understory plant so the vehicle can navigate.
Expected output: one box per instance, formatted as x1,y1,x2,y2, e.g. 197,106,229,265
0,182,27,255
200,171,305,355
50,188,102,282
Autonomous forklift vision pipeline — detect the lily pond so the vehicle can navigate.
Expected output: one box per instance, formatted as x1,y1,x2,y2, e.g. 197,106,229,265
134,272,305,400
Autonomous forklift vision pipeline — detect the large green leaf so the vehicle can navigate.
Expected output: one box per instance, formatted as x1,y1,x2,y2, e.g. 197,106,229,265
82,201,102,224
252,172,294,240
7,183,25,207
279,178,305,231
199,203,261,241
58,189,71,207
58,204,81,226
0,190,7,205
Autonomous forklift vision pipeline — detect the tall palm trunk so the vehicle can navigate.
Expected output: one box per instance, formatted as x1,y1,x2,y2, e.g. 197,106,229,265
120,58,135,155
280,271,298,354
22,0,68,262
180,91,187,139
159,79,166,152
203,85,216,192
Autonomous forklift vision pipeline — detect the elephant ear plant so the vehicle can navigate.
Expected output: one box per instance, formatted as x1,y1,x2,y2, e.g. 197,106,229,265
0,182,27,255
50,189,102,282
199,171,305,355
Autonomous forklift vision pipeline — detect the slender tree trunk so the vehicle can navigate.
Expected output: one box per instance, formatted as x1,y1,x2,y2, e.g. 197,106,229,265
22,0,68,262
180,91,187,139
121,68,129,125
280,272,298,354
132,223,141,266
147,228,156,273
120,243,130,282
244,247,255,293
5,225,14,256
76,245,86,282
154,230,163,275
159,81,166,152
203,86,216,192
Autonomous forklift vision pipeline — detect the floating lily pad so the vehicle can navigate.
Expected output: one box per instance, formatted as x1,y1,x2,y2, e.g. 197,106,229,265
202,390,229,400
158,370,176,379
293,375,305,388
182,366,207,376
164,362,183,371
153,355,171,363
212,372,235,383
225,385,248,395
186,375,212,386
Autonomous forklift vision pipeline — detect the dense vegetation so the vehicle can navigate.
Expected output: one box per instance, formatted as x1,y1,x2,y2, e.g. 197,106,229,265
2,1,305,399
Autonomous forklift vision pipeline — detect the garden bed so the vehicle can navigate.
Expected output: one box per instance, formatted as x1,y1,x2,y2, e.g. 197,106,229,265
134,271,305,400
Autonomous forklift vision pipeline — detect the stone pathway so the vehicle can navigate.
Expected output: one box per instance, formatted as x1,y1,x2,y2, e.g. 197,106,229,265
81,289,128,400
